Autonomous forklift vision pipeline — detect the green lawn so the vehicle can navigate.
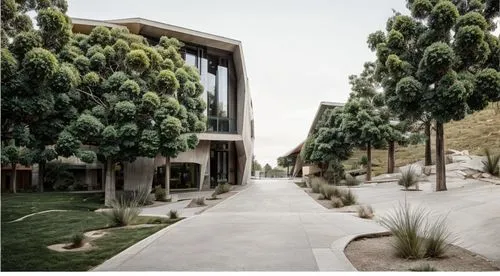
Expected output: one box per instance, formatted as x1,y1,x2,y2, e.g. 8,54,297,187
1,192,176,271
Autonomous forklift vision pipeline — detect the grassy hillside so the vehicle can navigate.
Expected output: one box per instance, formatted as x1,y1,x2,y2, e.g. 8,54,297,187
344,103,500,176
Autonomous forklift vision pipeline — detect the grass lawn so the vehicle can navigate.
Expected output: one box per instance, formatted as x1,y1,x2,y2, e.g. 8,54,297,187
344,103,500,176
1,192,176,271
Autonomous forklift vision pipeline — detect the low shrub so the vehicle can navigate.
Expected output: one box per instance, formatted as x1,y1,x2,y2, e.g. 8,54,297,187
310,177,326,193
340,189,357,206
398,165,419,190
345,174,361,186
357,205,374,219
319,184,340,200
378,202,427,259
331,196,344,208
194,197,206,206
168,209,179,219
154,185,166,201
214,183,231,195
482,148,500,176
360,155,368,167
69,232,85,248
409,264,437,271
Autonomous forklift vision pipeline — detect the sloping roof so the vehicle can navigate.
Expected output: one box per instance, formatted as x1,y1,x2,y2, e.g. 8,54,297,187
281,101,344,158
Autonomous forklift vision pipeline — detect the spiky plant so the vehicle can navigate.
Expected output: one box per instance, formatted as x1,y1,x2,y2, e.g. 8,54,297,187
357,205,374,219
168,209,179,219
340,188,357,206
482,148,500,176
310,177,326,193
398,165,419,190
319,184,340,200
378,202,427,259
105,185,149,226
425,215,454,258
70,232,85,248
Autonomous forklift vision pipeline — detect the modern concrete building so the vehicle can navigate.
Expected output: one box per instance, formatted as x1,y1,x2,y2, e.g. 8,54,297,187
281,101,343,178
69,17,255,191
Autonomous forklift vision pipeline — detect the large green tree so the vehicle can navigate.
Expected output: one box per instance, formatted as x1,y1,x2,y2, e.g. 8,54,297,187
341,99,391,181
369,0,500,191
55,26,206,205
301,107,353,182
1,0,73,192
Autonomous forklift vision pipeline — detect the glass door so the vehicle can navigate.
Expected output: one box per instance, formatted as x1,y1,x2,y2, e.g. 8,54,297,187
210,142,229,188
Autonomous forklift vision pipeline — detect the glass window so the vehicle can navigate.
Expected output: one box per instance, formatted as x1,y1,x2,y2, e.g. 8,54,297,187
184,49,198,69
170,163,200,190
207,55,218,117
217,60,228,117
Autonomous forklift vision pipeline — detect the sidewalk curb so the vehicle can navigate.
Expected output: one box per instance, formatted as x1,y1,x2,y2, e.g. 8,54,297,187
91,215,198,271
327,230,391,271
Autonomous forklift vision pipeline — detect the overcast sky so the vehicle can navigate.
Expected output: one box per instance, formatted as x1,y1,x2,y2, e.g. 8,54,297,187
67,0,409,168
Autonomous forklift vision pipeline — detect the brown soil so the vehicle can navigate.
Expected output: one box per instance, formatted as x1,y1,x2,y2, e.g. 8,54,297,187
345,235,499,271
48,242,94,252
304,189,358,212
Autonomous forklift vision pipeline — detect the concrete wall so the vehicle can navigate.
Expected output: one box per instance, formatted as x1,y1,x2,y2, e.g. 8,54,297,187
165,140,211,190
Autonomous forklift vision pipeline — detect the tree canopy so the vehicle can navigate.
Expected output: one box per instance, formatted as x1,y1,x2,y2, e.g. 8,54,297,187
54,26,206,205
1,0,73,192
367,0,500,190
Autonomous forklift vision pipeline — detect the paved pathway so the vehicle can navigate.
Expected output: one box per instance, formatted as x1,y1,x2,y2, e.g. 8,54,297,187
353,177,500,265
95,179,385,271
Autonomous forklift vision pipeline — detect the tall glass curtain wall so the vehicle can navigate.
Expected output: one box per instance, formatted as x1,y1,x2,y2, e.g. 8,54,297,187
184,47,234,132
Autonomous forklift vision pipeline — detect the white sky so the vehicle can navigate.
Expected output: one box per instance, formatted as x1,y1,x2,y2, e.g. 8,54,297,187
67,0,408,168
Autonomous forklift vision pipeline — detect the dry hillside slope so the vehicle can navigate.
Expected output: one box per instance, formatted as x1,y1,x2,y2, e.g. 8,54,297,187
345,103,500,176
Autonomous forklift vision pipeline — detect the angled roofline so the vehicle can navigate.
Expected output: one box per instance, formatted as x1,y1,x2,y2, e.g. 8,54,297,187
281,101,344,158
70,16,249,90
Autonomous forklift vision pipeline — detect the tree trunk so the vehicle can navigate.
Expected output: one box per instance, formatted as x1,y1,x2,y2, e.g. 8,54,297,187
366,142,372,181
435,122,447,191
425,120,432,166
38,161,45,192
387,140,395,174
286,165,289,177
104,159,116,206
164,156,171,197
10,163,17,193
123,157,155,193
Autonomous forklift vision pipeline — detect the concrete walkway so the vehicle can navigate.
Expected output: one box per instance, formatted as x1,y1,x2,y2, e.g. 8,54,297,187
94,179,384,271
353,177,500,266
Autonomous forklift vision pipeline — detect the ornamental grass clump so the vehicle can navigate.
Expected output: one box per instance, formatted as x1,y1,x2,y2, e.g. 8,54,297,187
425,215,454,258
67,232,85,249
398,165,419,190
379,202,454,259
319,184,340,200
105,186,149,227
340,188,357,206
482,148,500,176
310,177,326,193
154,185,166,201
345,174,361,186
168,209,179,219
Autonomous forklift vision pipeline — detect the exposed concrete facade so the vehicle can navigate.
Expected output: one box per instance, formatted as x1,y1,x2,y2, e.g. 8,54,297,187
71,17,254,190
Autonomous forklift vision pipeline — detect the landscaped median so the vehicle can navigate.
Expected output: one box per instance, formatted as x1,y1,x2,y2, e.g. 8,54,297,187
1,192,180,271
